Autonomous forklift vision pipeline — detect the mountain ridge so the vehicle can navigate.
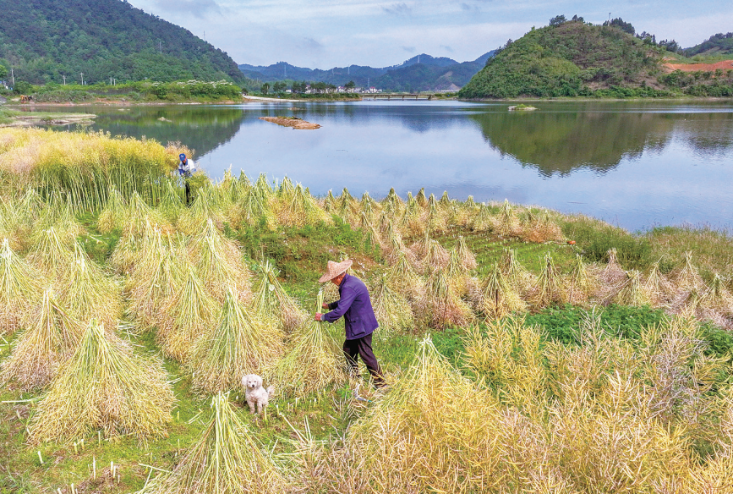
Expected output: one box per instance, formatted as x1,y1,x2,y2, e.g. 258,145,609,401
239,51,496,91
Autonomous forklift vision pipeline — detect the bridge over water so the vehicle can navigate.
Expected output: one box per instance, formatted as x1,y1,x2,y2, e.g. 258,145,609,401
361,93,434,100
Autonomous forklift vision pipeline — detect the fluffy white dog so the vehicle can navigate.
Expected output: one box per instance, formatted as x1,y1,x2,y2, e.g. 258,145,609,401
242,374,275,414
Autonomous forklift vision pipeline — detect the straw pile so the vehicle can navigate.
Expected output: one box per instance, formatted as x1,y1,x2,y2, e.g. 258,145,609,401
189,288,283,395
177,187,226,235
0,289,82,391
268,293,346,396
59,244,122,330
138,393,285,494
273,180,330,227
252,260,307,333
421,272,474,329
187,219,251,303
158,268,219,362
25,227,76,282
29,320,174,444
470,264,526,319
0,238,43,334
369,275,414,333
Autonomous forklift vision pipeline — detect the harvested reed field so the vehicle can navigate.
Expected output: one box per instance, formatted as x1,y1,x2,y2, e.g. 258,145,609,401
2,128,733,493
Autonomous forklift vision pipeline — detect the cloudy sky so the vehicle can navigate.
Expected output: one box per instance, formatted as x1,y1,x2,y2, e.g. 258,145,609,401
130,0,733,68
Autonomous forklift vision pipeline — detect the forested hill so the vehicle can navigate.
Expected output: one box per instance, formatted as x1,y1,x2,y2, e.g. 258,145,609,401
685,33,733,56
0,0,245,85
459,20,662,98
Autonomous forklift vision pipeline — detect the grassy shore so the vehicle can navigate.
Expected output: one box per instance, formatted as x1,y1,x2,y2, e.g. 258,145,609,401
1,128,733,492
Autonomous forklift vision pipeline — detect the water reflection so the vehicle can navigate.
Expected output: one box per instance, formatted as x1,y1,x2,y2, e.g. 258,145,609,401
30,101,733,230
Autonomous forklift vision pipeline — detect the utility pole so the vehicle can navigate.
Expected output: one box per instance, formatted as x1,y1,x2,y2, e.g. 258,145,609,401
81,72,84,85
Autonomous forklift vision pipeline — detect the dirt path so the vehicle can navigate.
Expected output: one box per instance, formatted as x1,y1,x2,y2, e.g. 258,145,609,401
663,60,733,72
259,116,321,130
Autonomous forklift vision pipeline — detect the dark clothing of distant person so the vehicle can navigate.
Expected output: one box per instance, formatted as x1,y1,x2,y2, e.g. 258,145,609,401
177,155,196,205
323,273,384,383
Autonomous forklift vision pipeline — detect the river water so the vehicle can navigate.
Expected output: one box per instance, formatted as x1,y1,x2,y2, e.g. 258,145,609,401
35,100,733,231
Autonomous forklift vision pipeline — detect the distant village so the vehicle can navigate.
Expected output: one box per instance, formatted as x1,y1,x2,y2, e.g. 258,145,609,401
263,81,383,95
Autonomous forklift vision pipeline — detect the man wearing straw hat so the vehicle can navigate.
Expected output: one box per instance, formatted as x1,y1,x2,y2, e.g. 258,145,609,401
315,259,384,386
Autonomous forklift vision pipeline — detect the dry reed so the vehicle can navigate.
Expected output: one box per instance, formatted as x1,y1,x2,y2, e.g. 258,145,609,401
0,289,83,391
137,392,285,494
189,287,283,395
28,320,174,444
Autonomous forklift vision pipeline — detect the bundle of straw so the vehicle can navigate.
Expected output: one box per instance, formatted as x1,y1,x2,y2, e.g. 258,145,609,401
566,255,597,305
470,264,526,319
187,219,251,303
60,244,122,330
380,187,404,218
598,248,626,285
469,203,493,232
122,191,172,238
521,209,563,243
267,294,346,396
137,392,285,494
643,261,675,306
189,287,283,395
492,200,520,236
229,174,277,229
369,275,414,334
273,183,330,227
500,248,537,296
672,251,706,292
322,189,338,213
97,186,127,233
25,227,76,282
157,268,219,362
385,251,425,304
0,289,82,391
177,187,226,235
454,236,477,270
533,254,565,308
28,320,174,444
0,238,43,334
158,179,185,222
409,231,449,272
608,269,651,307
252,260,307,333
422,272,474,329
126,229,185,329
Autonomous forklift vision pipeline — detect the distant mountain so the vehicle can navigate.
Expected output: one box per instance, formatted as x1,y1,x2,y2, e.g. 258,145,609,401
239,51,497,91
0,0,246,85
684,33,733,56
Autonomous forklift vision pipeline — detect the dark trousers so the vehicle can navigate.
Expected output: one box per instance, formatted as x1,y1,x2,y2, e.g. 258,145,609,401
184,180,192,206
343,333,384,385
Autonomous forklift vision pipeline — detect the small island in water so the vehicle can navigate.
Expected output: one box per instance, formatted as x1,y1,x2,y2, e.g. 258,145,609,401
259,116,321,129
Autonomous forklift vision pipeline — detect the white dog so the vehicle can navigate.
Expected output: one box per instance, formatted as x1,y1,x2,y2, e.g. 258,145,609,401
242,374,275,414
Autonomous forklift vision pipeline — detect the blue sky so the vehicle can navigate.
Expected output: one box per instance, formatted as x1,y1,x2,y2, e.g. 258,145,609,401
130,0,733,68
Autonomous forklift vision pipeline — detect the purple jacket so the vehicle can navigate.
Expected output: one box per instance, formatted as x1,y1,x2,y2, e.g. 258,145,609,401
323,273,379,340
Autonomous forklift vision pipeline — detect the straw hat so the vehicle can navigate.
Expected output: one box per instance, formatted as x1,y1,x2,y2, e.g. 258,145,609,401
318,259,353,283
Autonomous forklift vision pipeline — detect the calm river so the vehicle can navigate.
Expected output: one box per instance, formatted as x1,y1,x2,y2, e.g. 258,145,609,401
38,100,733,231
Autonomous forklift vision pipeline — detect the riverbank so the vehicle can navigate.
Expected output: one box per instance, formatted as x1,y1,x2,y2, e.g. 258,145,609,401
0,111,96,127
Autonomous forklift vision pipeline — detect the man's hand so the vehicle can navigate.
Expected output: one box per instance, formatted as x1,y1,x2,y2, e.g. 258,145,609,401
322,302,329,309
315,312,323,322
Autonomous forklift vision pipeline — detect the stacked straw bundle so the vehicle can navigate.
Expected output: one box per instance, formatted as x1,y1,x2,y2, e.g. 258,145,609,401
252,260,307,333
26,227,76,282
187,219,251,303
0,238,43,334
60,244,122,330
177,187,226,235
29,320,174,444
421,272,474,329
273,180,330,227
158,268,219,362
138,393,285,494
0,289,82,391
470,264,526,319
268,292,346,396
189,287,283,395
369,275,414,333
